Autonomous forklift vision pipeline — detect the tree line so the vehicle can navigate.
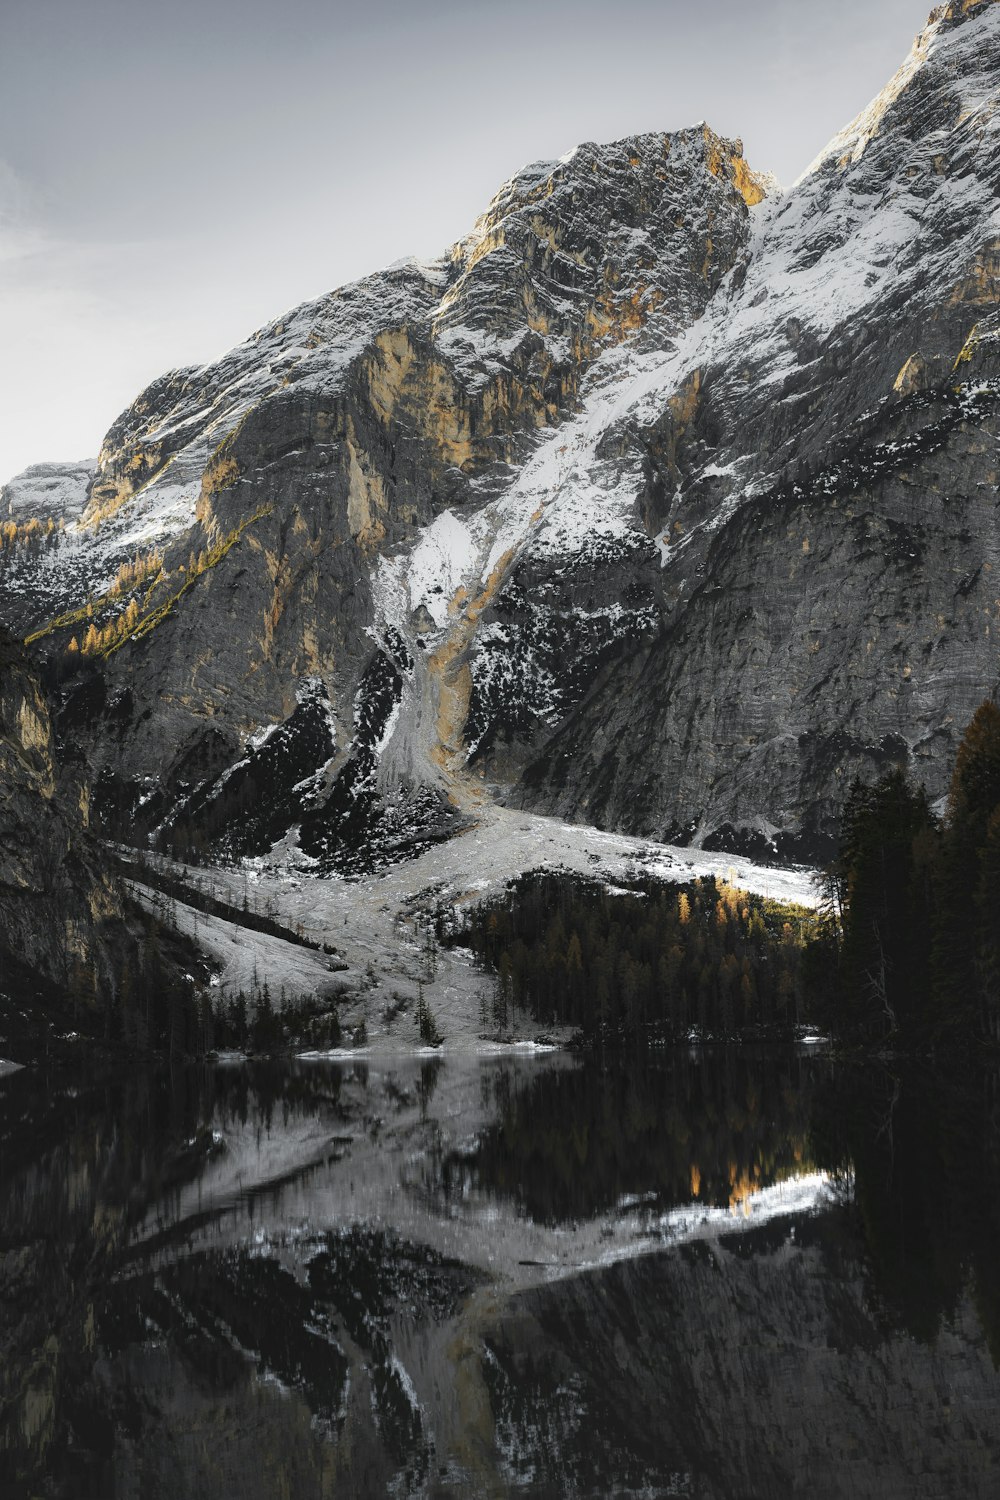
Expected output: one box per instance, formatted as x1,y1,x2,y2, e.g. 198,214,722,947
0,515,64,553
443,871,819,1045
806,700,1000,1049
447,703,1000,1054
66,910,343,1060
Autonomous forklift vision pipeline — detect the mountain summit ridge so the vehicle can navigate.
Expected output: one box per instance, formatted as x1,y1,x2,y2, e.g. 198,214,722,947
802,0,999,181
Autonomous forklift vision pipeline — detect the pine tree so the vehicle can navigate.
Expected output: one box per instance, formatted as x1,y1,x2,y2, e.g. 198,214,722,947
934,701,1000,1038
949,702,1000,824
839,768,936,1042
976,806,1000,1042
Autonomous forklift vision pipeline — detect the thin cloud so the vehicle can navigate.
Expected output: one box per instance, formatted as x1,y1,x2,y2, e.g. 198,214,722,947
0,163,208,482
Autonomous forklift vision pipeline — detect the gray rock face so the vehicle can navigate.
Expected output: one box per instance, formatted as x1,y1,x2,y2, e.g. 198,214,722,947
502,0,1000,855
0,630,129,994
2,0,1000,866
519,360,1000,857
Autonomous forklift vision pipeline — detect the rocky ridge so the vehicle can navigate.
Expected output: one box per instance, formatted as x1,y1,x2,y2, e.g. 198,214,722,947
0,630,134,1001
518,0,1000,854
1,460,93,524
1,0,999,867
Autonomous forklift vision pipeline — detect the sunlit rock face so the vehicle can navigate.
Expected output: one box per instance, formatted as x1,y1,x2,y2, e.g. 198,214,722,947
0,125,764,863
0,630,128,995
3,1,1000,866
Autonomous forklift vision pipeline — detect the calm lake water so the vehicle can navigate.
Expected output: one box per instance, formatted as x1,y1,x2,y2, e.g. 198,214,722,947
2,1046,999,1498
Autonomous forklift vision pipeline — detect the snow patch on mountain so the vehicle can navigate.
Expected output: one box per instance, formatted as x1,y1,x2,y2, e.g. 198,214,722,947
404,511,479,629
1,459,94,520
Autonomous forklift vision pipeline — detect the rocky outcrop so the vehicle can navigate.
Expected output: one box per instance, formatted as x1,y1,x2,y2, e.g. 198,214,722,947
0,631,132,998
0,125,765,862
1,459,93,523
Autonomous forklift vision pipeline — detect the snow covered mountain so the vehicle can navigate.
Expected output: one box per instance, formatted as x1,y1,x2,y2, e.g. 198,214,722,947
3,0,1000,867
1,460,94,524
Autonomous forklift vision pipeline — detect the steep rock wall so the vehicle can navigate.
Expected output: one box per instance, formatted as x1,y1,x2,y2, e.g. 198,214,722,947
0,632,133,997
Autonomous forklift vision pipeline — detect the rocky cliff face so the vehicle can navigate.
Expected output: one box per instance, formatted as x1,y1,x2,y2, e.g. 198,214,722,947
2,0,1000,866
516,0,1000,856
0,630,131,999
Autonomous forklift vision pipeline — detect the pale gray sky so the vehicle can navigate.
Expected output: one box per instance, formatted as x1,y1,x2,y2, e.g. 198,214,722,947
0,0,933,483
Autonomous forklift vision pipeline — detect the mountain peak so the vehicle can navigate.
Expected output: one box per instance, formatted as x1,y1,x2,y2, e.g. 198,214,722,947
930,0,999,29
476,124,771,235
802,0,1000,180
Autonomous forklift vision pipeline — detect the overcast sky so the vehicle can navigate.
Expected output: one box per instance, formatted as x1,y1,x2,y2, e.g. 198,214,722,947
0,0,933,484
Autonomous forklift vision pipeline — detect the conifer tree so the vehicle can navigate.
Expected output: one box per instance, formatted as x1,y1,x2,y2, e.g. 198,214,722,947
838,768,936,1042
933,701,1000,1038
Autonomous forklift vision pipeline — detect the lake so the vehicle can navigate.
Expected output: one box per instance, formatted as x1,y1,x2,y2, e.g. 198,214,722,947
2,1046,999,1497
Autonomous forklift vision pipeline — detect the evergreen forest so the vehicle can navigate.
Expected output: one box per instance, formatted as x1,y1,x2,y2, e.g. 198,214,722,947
806,699,1000,1049
447,700,1000,1054
443,872,819,1045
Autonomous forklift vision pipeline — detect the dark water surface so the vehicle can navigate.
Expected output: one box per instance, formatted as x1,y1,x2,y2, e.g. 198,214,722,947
2,1046,999,1498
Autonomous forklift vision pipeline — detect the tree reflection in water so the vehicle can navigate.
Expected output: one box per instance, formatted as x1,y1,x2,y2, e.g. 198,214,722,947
435,1050,817,1226
811,1062,1000,1358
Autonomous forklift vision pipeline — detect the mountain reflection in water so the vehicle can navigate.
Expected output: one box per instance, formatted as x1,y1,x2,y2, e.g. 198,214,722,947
1,1047,999,1498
